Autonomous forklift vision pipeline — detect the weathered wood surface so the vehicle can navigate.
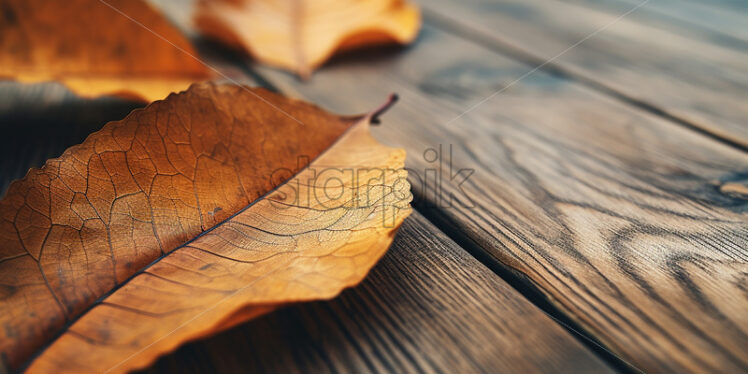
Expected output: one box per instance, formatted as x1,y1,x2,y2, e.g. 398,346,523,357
2,0,747,372
422,0,748,149
254,24,748,373
140,213,611,374
561,0,748,42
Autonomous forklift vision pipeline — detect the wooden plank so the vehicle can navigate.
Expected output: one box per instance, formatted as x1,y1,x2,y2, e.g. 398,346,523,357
561,0,748,42
139,212,611,373
254,24,748,373
421,0,748,149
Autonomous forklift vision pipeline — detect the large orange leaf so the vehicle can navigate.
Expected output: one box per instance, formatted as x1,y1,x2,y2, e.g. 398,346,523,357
0,0,211,101
0,83,411,372
195,0,421,77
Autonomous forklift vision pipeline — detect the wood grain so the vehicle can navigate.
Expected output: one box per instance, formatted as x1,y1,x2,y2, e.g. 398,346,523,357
421,0,748,149
139,212,612,374
560,0,748,43
255,24,748,373
3,0,746,371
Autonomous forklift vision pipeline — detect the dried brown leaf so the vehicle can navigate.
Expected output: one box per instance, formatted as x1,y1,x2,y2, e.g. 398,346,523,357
0,0,210,101
195,0,421,77
0,83,411,372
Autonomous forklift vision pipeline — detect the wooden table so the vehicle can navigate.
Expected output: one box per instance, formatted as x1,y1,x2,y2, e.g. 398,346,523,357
1,0,746,372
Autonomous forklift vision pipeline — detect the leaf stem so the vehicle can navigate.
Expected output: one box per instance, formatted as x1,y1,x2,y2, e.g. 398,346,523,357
370,93,399,125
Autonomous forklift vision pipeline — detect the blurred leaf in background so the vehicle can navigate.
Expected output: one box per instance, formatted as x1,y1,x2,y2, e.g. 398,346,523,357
0,0,210,101
195,0,421,78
